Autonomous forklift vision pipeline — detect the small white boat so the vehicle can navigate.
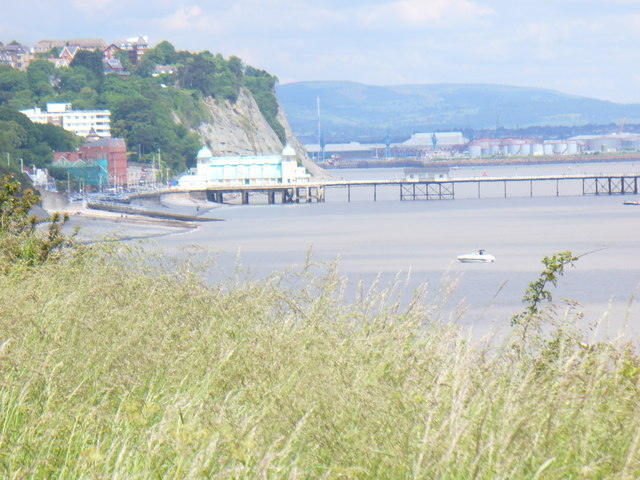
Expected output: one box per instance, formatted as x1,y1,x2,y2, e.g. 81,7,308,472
457,249,495,263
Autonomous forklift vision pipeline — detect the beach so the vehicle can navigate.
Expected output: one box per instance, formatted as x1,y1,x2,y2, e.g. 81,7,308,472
59,161,640,338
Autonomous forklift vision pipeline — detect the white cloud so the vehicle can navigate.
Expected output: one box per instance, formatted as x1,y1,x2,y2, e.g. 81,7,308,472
159,5,213,32
515,19,592,60
71,0,124,18
355,0,493,29
219,0,349,33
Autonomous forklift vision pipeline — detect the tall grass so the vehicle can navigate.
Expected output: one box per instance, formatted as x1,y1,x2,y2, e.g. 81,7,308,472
0,245,638,479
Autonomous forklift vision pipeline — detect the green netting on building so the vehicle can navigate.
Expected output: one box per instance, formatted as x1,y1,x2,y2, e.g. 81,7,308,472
59,160,109,187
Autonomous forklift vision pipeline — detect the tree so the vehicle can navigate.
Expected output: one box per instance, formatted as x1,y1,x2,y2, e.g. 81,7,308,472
243,67,286,143
33,123,80,152
26,60,55,99
0,65,28,105
144,40,178,66
0,120,28,152
114,50,134,74
511,251,578,343
0,174,75,269
228,56,244,80
177,52,217,95
70,50,104,87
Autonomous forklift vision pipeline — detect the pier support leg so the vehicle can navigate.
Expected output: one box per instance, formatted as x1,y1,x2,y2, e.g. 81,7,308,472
268,191,275,204
241,192,249,205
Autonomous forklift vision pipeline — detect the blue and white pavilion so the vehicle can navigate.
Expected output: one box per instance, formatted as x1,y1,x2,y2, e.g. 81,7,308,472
178,144,309,188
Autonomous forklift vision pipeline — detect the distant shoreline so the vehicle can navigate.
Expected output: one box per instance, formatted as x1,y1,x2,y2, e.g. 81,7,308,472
323,153,640,170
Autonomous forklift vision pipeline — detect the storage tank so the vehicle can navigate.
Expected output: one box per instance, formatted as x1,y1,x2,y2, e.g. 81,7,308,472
566,141,578,155
469,145,482,157
531,144,544,156
490,144,501,156
507,140,524,155
553,142,567,154
520,143,531,156
543,143,554,155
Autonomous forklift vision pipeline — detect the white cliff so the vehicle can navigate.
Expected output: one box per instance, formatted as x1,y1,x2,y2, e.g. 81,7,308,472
195,88,332,179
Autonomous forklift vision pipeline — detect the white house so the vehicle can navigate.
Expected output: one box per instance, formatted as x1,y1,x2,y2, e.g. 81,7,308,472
20,103,111,138
178,144,309,188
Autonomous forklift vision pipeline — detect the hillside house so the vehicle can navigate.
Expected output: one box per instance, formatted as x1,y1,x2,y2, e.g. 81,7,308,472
111,36,148,65
34,39,106,54
0,43,33,70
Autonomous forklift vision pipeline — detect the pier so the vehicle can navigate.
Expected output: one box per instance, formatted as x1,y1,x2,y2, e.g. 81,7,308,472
130,173,640,205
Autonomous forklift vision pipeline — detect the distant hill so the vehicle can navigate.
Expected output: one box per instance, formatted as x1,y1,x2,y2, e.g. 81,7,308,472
276,81,640,142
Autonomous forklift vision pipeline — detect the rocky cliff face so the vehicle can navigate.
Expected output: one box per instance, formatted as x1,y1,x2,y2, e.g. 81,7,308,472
196,88,331,179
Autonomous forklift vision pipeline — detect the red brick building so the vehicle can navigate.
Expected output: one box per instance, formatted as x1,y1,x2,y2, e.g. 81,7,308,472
54,137,128,187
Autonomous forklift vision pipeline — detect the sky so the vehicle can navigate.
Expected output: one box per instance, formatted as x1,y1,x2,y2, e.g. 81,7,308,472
3,0,640,104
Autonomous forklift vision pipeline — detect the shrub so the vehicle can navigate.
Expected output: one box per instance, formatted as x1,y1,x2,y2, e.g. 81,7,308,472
0,174,76,270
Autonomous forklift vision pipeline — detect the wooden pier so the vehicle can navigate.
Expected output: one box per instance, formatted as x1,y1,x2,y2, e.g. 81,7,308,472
131,174,640,205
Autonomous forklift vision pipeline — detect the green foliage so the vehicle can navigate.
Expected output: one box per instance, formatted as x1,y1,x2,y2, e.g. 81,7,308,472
512,251,578,344
0,106,80,166
70,49,104,87
58,66,100,96
138,40,178,76
114,50,134,73
176,51,241,102
0,174,75,269
244,67,286,143
26,60,55,98
34,122,81,152
0,41,288,171
0,65,31,106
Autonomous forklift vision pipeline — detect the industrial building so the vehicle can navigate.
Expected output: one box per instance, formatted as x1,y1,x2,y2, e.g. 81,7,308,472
401,132,469,148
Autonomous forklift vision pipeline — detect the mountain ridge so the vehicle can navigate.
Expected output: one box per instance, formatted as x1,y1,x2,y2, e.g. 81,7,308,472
276,81,640,141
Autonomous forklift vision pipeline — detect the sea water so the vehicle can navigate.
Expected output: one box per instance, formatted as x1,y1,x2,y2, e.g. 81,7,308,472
75,161,640,337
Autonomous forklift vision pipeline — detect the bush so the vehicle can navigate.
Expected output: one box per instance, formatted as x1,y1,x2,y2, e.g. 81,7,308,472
0,174,76,270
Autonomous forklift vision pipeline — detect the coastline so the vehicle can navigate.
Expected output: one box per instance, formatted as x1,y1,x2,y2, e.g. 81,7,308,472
51,193,220,242
325,153,640,170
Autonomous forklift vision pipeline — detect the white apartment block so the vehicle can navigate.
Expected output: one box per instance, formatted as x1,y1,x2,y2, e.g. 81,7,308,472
20,103,111,138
